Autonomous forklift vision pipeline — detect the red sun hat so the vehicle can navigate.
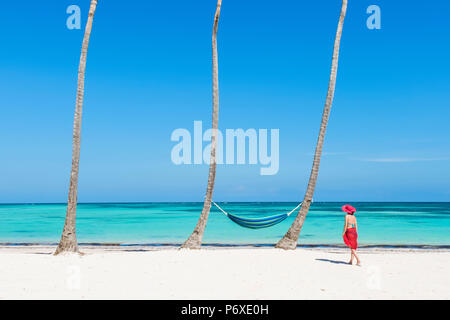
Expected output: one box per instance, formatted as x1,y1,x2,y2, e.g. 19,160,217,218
342,205,356,215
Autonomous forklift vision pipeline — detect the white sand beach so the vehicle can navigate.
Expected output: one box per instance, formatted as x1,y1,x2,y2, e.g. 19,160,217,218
0,246,448,300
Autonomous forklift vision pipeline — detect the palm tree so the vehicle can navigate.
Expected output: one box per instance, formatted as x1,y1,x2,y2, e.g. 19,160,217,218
276,0,348,250
181,0,223,249
55,0,98,255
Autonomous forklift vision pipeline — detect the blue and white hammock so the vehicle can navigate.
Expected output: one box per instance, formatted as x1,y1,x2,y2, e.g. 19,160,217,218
212,201,303,229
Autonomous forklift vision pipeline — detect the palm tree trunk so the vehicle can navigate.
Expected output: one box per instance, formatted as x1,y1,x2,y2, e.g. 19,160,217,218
181,0,222,249
54,0,98,255
276,0,348,250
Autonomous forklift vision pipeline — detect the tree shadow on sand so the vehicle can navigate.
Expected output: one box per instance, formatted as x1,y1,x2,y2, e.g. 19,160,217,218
316,258,349,265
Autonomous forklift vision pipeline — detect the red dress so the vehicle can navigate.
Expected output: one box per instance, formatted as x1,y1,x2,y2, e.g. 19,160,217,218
343,228,358,250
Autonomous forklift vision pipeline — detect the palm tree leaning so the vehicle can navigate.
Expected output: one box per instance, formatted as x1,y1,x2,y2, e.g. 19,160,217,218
55,0,98,255
181,0,223,249
276,0,348,250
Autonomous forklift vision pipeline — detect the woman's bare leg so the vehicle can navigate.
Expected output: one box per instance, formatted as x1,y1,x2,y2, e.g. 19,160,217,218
348,248,354,264
351,249,361,265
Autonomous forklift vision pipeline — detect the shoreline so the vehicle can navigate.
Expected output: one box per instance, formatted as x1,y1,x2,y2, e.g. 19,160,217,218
0,242,449,249
1,244,450,254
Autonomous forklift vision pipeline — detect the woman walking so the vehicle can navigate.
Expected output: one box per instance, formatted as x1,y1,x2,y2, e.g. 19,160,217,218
342,205,361,266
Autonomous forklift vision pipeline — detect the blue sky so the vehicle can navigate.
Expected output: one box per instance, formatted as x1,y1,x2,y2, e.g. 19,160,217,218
0,0,449,203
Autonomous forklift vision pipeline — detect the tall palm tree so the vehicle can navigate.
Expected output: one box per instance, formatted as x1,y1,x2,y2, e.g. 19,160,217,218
181,0,223,249
276,0,348,250
55,0,98,255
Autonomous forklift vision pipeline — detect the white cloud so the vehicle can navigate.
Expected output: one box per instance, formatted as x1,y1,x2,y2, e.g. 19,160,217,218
306,152,347,156
353,157,450,163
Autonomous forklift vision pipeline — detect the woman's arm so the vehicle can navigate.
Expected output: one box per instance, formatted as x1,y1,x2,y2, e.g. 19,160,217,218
355,218,358,232
343,216,348,235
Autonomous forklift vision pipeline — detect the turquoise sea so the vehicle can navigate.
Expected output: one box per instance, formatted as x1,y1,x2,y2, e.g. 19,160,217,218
0,202,449,247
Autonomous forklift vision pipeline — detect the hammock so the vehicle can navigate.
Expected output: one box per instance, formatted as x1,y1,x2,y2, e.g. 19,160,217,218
212,201,303,229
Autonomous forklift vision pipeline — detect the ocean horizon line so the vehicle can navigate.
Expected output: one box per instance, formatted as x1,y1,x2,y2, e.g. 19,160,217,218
1,201,450,205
